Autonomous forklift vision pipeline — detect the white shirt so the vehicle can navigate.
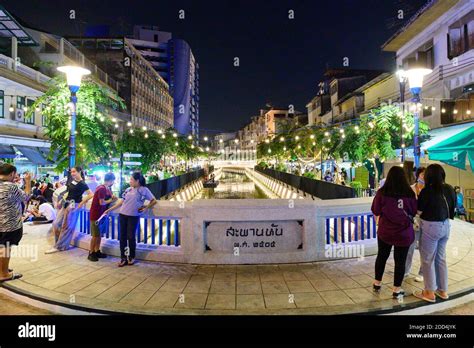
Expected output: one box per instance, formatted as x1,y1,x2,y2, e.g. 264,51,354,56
39,203,57,221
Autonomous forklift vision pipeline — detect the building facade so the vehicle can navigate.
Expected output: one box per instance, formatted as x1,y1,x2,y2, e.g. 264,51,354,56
382,0,474,130
68,36,174,131
130,26,199,138
0,6,130,173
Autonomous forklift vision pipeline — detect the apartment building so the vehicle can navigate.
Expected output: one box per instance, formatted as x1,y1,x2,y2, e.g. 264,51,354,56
68,36,174,131
382,0,474,130
0,6,130,174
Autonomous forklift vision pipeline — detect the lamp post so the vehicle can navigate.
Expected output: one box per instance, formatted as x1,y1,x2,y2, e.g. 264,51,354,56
397,68,432,169
397,69,407,163
57,65,91,169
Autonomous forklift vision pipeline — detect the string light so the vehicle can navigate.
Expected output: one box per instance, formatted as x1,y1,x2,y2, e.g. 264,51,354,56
219,139,223,143
441,108,446,113
432,106,436,111
268,149,272,154
283,146,287,151
114,124,119,129
204,136,208,141
467,110,472,115
175,141,179,146
188,135,193,140
342,134,346,139
297,145,301,149
312,142,316,146
453,109,458,114
324,131,329,137
145,133,149,138
112,118,117,123
339,128,344,134
234,139,239,144
173,133,178,138
191,144,195,149
280,136,285,142
129,129,134,134
161,134,166,139
158,129,163,134
142,126,147,131
295,135,300,141
310,134,315,139
265,139,270,144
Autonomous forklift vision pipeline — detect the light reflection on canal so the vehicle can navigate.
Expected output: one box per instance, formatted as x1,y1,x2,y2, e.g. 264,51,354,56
195,169,267,199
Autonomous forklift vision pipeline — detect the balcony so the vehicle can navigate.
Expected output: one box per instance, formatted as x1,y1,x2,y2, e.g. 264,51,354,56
0,53,51,86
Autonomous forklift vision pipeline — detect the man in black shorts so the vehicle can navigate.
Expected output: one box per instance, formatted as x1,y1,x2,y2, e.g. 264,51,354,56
0,163,31,281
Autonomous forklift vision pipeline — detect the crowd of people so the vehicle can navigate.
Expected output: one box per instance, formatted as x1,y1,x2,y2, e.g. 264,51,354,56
0,160,469,307
371,163,457,302
0,162,158,282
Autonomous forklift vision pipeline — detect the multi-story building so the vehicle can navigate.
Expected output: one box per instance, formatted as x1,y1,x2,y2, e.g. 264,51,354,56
235,106,305,150
382,0,474,130
129,26,199,138
0,6,129,174
68,36,174,131
213,132,237,153
306,69,385,126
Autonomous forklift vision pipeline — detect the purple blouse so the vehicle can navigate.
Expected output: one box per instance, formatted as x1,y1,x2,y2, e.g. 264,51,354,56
371,191,417,247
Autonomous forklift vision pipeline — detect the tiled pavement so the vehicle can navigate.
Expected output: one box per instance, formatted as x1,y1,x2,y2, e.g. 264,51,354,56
1,221,473,315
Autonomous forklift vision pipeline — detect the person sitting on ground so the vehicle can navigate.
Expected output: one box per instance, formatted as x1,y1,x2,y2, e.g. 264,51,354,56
24,196,56,224
371,166,417,299
454,186,467,221
0,163,31,282
87,173,117,262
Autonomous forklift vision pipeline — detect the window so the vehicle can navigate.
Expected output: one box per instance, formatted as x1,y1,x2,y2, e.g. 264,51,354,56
422,106,432,118
0,90,4,118
25,99,35,124
448,11,474,59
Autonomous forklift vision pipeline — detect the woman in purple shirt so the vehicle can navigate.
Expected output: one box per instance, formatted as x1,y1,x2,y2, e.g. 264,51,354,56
371,166,417,298
105,172,157,267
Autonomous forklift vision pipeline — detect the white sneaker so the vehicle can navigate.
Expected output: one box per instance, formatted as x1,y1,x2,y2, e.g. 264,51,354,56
45,247,59,254
415,276,424,282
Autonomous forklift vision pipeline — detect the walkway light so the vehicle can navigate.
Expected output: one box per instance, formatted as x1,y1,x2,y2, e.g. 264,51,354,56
57,65,91,169
398,67,432,168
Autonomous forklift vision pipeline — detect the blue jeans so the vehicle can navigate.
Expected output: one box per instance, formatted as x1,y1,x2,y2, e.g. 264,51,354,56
405,228,422,277
420,219,450,292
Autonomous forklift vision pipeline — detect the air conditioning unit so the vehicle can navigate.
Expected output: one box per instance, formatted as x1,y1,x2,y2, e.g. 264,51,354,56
15,109,24,122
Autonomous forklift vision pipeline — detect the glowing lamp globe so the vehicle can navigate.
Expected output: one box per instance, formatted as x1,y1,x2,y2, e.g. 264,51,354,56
397,68,432,95
57,66,91,91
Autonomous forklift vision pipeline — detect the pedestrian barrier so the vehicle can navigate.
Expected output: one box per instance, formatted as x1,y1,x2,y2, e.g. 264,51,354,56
78,210,181,247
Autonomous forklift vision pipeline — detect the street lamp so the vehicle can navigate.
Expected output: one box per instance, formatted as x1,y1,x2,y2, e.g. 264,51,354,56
57,65,91,169
398,67,432,168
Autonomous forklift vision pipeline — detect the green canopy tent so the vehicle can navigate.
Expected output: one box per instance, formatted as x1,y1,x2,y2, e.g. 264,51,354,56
427,126,474,172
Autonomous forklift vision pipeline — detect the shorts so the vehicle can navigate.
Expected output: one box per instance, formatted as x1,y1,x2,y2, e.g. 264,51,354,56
90,219,107,237
0,227,23,247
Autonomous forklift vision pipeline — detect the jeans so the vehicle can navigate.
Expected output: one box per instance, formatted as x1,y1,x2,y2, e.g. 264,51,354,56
375,238,410,287
405,229,422,277
119,214,139,260
55,206,80,251
420,219,450,292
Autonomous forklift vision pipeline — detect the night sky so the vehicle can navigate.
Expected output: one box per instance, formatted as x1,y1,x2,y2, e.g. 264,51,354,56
4,0,426,135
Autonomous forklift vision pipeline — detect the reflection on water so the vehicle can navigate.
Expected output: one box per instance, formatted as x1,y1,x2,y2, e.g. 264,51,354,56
196,170,267,199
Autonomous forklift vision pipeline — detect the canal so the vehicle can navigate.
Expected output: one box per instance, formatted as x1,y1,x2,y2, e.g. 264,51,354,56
195,169,268,199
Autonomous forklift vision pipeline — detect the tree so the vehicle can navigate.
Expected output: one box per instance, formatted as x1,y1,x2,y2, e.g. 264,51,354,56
27,76,125,172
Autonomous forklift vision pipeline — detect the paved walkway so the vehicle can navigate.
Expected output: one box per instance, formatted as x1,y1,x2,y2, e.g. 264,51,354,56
1,221,473,315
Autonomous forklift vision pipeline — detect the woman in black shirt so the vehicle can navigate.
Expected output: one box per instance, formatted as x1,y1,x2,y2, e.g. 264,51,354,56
46,167,93,253
414,164,456,303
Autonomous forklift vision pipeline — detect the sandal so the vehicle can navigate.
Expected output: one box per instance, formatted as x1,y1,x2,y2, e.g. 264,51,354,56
414,290,436,303
372,283,381,292
0,272,23,282
435,290,449,300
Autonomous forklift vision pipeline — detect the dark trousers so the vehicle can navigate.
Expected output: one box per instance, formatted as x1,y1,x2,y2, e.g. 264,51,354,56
375,238,410,287
119,214,139,260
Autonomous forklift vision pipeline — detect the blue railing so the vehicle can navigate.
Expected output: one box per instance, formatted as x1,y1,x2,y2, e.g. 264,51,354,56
325,213,377,245
78,210,181,247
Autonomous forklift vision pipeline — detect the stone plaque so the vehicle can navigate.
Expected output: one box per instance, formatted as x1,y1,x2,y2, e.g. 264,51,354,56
205,221,303,254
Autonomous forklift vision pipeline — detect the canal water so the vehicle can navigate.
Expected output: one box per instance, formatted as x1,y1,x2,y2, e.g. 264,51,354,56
195,169,267,199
